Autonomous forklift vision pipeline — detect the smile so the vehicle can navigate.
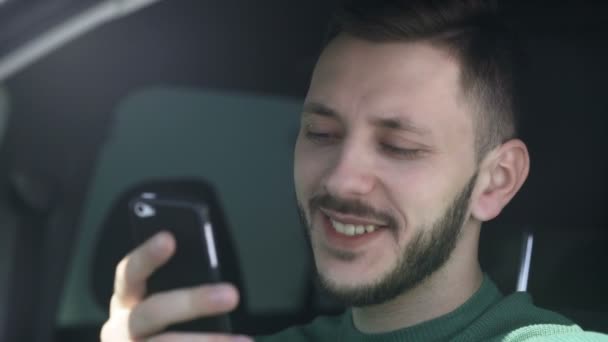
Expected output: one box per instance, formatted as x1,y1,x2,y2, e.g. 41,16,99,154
319,207,388,240
329,219,378,236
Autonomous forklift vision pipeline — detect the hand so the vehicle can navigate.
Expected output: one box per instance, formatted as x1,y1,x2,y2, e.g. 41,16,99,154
100,231,253,342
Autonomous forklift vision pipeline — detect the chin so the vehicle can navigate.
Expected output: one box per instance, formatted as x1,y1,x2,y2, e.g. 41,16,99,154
314,253,389,291
315,267,396,307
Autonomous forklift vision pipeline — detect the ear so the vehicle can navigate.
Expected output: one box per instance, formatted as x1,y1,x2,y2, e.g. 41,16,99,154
471,139,530,222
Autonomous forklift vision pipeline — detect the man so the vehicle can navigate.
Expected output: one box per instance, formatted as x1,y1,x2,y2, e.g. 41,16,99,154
101,1,608,341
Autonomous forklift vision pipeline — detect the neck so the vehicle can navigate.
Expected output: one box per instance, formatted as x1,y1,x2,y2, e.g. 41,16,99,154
351,226,483,333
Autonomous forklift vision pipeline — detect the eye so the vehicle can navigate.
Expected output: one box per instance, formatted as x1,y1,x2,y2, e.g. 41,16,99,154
305,130,330,139
380,143,421,159
305,130,340,144
302,123,341,145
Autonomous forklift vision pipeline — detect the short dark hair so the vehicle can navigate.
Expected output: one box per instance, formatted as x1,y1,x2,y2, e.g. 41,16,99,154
327,0,519,159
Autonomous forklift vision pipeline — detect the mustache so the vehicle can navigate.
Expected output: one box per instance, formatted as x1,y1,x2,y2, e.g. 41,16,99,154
309,193,398,229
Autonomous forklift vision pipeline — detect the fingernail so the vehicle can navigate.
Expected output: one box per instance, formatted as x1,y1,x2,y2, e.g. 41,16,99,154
211,285,235,303
153,232,169,249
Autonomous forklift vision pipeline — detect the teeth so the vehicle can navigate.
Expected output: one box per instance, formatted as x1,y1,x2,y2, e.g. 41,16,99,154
330,219,378,236
344,224,355,236
334,221,346,233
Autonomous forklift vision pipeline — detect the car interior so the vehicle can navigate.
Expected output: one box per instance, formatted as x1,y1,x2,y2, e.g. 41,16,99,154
0,1,606,342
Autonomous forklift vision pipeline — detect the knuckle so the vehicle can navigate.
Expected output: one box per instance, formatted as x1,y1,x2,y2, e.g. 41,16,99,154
128,295,173,338
99,321,110,340
114,257,132,295
127,303,150,337
115,256,129,282
110,294,121,312
99,319,123,342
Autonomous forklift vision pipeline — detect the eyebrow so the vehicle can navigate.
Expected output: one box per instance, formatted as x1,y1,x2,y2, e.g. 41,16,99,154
370,116,431,136
302,101,431,136
302,101,339,118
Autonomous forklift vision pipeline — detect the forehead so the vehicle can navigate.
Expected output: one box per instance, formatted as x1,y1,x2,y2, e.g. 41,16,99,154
306,34,473,138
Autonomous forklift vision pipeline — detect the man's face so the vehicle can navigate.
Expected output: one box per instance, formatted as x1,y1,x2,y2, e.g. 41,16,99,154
294,34,480,306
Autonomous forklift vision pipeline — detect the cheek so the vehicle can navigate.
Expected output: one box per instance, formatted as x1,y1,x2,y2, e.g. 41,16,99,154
380,161,434,200
379,162,447,229
385,160,472,236
293,137,326,202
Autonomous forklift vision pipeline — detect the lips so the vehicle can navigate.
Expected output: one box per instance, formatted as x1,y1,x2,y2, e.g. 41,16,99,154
320,207,388,226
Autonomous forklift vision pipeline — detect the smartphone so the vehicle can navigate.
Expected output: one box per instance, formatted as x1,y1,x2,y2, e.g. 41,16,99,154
129,192,232,333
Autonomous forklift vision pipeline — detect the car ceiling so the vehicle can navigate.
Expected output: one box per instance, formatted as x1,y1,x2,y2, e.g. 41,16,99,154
0,0,101,57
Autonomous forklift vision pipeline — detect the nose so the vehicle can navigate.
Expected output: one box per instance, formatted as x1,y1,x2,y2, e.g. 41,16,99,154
323,141,377,198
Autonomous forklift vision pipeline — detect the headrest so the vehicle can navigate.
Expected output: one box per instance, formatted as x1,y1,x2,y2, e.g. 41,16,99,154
83,88,310,320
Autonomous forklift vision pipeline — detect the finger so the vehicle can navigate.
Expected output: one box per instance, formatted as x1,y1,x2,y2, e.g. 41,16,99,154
100,306,134,342
128,283,239,338
147,333,253,342
113,231,176,310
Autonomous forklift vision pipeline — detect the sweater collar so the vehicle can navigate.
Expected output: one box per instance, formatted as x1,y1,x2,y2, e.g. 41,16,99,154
340,274,503,342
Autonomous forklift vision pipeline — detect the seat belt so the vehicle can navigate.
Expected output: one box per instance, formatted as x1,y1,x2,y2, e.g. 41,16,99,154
516,230,535,292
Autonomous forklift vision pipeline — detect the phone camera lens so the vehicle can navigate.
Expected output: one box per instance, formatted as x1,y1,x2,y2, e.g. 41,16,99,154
134,202,155,218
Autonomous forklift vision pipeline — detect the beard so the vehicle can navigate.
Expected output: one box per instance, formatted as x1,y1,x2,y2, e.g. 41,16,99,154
298,173,478,307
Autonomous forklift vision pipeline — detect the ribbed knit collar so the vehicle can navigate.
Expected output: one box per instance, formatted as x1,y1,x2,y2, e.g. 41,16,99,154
338,275,503,342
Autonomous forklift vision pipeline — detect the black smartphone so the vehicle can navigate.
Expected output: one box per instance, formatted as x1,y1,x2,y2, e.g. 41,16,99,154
129,192,232,333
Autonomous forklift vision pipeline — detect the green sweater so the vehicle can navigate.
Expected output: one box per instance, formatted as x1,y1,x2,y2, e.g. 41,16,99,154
255,276,607,341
